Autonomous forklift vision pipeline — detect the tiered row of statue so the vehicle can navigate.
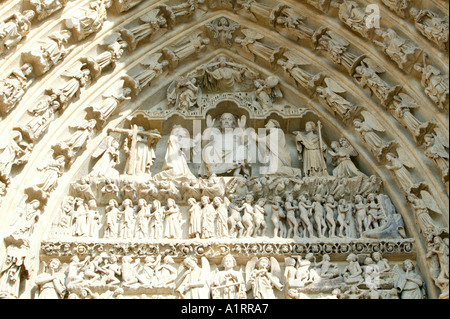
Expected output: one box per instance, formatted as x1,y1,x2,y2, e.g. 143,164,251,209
48,173,405,241
32,252,428,299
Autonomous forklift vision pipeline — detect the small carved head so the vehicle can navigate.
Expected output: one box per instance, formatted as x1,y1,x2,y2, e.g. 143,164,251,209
402,259,415,272
346,253,358,262
219,113,236,130
183,256,198,269
48,258,61,271
221,254,237,269
257,257,270,270
305,121,316,133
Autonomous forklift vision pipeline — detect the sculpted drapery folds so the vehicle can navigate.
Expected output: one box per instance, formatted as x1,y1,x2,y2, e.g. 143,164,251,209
294,121,328,177
0,64,34,115
0,10,35,54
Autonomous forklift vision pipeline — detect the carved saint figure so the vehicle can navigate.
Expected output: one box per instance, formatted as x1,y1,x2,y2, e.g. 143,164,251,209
104,199,120,238
155,125,198,182
176,257,211,299
254,119,300,177
82,41,127,79
90,136,120,178
353,112,395,159
149,199,164,239
200,196,216,239
338,1,372,38
201,113,250,177
391,93,436,142
187,198,202,239
56,68,91,107
86,87,132,127
65,0,111,40
163,32,210,67
0,131,33,183
414,55,449,110
394,260,425,299
0,11,35,54
235,29,285,63
328,138,364,178
109,124,161,176
213,197,229,238
410,8,449,50
246,257,283,299
120,8,169,50
278,56,324,92
427,236,449,299
0,244,31,298
164,198,182,239
381,0,411,17
294,121,328,177
35,259,66,299
133,199,151,239
25,155,65,202
212,255,246,299
19,93,60,142
132,53,169,91
0,63,34,115
119,199,135,239
167,77,199,111
316,77,356,120
407,193,445,239
374,28,421,70
423,134,449,184
385,152,417,192
22,30,72,75
252,77,283,111
52,120,96,162
354,59,401,106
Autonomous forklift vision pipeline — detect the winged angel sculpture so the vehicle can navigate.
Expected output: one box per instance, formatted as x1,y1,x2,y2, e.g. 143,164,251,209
423,129,449,185
407,190,448,240
328,137,366,178
120,6,174,51
205,17,240,47
246,257,284,299
166,77,200,112
131,53,169,92
354,58,401,106
235,29,286,63
176,257,211,299
317,77,358,121
89,136,120,179
353,110,396,160
385,148,422,192
65,0,111,41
